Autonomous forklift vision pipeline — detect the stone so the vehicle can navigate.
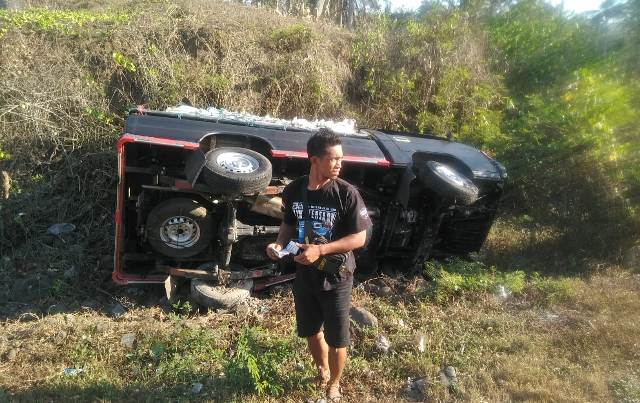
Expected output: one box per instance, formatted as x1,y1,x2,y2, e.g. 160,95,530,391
110,303,126,318
404,377,428,400
80,300,100,310
47,223,76,236
96,322,110,333
121,333,137,349
190,382,203,394
414,333,426,353
63,266,78,280
47,304,66,315
5,349,17,362
350,306,378,328
439,366,458,388
623,245,640,269
375,285,393,297
375,334,391,353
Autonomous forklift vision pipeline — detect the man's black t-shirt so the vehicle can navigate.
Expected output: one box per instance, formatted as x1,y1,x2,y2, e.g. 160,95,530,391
281,176,372,288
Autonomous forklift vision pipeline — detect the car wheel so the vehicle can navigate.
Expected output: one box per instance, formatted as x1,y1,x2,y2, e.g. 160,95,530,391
146,198,213,258
190,278,253,309
418,161,479,206
202,147,272,195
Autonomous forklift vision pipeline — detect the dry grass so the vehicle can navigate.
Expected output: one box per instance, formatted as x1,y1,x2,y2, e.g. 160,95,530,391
0,268,638,402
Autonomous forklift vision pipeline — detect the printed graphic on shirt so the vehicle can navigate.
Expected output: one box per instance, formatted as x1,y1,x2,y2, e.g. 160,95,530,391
291,202,338,242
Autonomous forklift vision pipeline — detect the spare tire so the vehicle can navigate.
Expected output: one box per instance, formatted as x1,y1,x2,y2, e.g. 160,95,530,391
202,147,272,195
418,161,479,206
191,279,253,309
146,198,213,258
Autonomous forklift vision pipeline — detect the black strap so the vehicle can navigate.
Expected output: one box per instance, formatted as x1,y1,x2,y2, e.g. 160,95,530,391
301,175,309,220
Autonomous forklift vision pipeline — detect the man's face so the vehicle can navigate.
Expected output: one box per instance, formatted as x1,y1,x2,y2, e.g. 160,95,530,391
312,144,343,180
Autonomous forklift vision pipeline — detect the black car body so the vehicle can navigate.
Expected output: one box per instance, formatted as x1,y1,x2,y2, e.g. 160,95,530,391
113,108,506,291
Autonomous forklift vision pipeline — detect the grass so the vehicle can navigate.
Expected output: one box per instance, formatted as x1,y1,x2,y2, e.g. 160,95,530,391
1,265,638,402
1,0,639,401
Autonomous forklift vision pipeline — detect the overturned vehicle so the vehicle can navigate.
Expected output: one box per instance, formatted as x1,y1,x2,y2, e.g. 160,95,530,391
113,107,506,305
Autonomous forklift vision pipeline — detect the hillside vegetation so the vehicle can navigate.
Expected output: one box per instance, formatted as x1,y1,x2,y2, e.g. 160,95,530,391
0,0,639,401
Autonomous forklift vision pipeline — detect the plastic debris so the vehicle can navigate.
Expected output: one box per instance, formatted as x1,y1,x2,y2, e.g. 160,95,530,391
494,284,510,300
63,368,85,377
47,223,76,236
190,382,203,394
165,105,360,136
376,334,391,353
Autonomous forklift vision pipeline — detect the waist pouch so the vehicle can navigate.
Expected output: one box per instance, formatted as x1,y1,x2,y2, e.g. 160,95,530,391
312,236,349,275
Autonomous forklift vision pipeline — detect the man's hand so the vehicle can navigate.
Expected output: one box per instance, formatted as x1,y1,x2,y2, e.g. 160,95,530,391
266,242,282,261
293,243,323,265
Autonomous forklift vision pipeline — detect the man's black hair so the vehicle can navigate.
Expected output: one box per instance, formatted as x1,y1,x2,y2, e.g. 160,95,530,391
307,128,342,158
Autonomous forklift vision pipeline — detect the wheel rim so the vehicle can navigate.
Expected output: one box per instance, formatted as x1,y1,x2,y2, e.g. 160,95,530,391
216,152,260,174
159,215,200,249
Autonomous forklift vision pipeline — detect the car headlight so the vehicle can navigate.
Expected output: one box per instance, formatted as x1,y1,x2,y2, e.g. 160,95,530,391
434,163,476,189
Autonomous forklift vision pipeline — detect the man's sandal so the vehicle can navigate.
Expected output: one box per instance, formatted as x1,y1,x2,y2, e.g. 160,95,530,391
326,384,342,402
316,369,330,389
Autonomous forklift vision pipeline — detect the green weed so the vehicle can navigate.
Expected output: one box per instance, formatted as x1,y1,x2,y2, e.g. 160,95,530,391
0,8,129,35
225,326,302,396
528,272,576,305
424,258,525,302
269,23,312,51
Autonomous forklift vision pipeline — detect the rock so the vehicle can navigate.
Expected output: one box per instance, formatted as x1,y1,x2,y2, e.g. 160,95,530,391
80,300,100,310
404,377,428,400
63,266,78,280
375,286,393,297
439,366,458,389
110,303,126,318
190,382,203,394
63,368,85,377
1,170,10,200
5,349,17,362
350,306,378,328
96,322,110,333
47,304,67,315
623,245,640,269
375,334,391,353
121,333,137,349
47,223,76,236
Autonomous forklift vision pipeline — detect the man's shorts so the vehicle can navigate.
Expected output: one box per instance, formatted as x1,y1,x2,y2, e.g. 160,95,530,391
293,266,353,348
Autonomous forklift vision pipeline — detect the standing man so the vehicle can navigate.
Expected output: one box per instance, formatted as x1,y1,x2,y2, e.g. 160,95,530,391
266,128,372,401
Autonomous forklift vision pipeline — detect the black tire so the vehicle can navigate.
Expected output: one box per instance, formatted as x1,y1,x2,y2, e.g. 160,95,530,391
202,147,272,195
417,161,479,206
190,279,253,309
146,198,213,259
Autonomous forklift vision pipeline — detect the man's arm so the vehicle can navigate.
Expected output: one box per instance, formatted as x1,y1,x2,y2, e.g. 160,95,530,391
275,222,296,247
294,229,367,265
266,222,296,261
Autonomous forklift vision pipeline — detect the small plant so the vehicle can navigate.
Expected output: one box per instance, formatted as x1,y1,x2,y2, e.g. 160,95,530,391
424,258,525,302
528,272,576,305
112,51,137,73
225,326,296,396
269,23,312,51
